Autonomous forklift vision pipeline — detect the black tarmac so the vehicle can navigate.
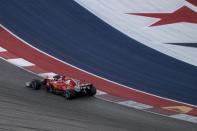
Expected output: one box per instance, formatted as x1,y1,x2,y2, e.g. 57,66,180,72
0,59,196,131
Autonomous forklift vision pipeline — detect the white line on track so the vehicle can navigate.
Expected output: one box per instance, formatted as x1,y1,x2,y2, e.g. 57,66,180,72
96,90,108,95
38,72,57,78
0,46,7,52
170,114,197,123
7,58,35,67
118,100,153,110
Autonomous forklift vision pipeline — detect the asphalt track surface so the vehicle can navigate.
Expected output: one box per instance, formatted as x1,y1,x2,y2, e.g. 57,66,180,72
0,59,197,131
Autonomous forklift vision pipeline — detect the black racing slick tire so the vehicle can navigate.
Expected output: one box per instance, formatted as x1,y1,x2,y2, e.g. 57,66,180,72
31,79,42,90
87,86,97,96
64,90,76,100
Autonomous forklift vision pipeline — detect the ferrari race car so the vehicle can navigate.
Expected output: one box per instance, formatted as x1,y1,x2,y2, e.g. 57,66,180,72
26,75,97,99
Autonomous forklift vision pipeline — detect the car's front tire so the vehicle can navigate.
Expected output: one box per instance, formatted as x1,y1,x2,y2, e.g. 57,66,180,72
31,79,42,90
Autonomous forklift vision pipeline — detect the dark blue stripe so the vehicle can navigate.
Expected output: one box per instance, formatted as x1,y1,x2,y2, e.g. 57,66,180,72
166,43,197,48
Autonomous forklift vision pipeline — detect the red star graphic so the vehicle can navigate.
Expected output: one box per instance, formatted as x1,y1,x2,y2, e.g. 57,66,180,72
127,6,197,26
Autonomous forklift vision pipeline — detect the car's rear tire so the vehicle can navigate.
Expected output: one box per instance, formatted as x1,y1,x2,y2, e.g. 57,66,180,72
64,90,76,99
87,85,97,96
31,79,42,90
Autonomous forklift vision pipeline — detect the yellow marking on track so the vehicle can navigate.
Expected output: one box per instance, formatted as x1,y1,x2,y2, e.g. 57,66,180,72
162,106,193,113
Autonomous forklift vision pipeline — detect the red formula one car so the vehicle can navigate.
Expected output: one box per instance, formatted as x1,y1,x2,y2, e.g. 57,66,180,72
26,75,97,99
